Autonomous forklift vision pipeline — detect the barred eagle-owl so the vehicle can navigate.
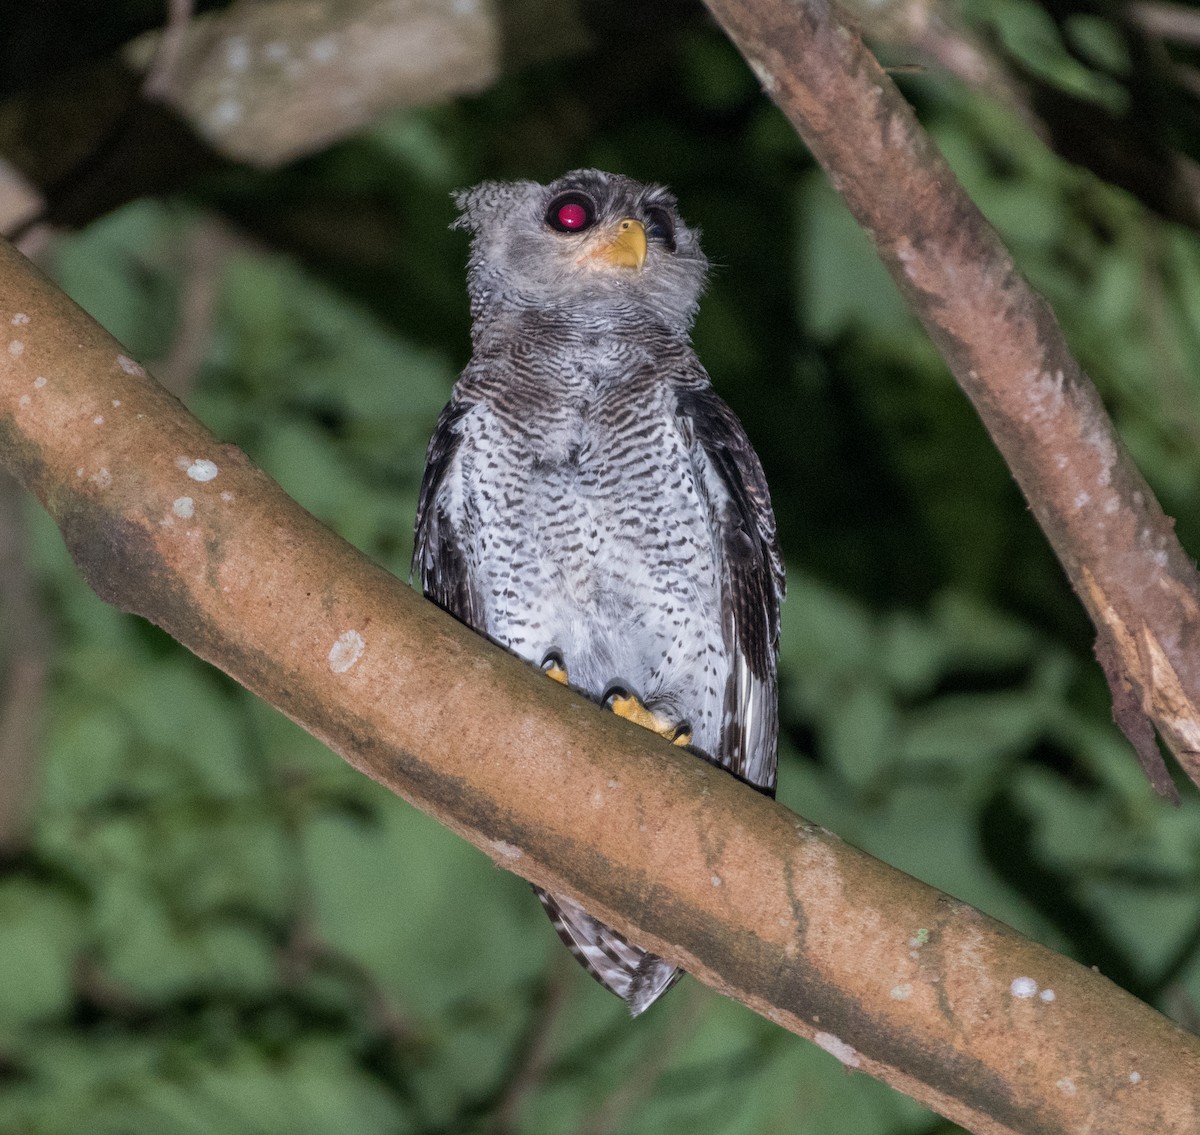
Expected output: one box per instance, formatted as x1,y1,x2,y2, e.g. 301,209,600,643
415,169,783,1015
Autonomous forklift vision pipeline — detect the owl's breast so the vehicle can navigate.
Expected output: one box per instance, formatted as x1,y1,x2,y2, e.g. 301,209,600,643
458,367,723,705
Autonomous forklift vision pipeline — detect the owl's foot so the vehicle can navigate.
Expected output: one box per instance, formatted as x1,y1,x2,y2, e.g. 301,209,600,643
541,651,569,685
606,688,692,747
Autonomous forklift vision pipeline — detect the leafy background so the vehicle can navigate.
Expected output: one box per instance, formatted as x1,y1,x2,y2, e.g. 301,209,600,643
3,1,1200,1132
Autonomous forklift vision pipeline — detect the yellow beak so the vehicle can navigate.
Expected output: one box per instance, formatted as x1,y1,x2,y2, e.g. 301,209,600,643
594,218,647,269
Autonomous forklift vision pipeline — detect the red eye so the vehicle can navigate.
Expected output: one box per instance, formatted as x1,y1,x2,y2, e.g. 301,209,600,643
557,203,588,228
546,192,596,233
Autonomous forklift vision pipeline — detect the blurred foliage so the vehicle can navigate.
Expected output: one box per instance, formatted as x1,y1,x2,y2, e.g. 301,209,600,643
4,1,1200,1132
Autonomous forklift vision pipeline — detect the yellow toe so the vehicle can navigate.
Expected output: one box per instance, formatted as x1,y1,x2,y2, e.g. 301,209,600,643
610,692,689,745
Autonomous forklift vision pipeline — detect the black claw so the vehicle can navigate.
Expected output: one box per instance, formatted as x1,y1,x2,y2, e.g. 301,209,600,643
602,683,633,708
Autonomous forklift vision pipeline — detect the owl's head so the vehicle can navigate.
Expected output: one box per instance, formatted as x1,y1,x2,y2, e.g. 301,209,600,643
452,170,708,335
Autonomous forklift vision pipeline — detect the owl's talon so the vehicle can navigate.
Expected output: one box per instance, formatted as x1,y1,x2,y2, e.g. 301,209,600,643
606,688,689,744
541,652,569,685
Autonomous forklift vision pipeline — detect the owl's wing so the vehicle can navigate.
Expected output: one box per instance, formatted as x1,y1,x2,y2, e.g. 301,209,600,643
412,396,482,625
676,383,784,795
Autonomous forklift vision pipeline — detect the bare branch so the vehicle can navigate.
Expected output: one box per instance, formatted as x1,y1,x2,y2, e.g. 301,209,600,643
2,235,1198,1131
488,956,573,1135
150,213,238,399
704,0,1200,801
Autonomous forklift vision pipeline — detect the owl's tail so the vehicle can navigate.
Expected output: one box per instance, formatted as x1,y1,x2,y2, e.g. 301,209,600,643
533,886,681,1016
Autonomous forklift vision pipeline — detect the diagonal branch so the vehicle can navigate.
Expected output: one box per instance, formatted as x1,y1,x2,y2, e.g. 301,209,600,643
2,238,1199,1130
703,0,1200,801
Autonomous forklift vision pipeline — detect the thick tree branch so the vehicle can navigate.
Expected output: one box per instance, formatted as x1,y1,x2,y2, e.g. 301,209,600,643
704,0,1200,800
2,242,1199,1131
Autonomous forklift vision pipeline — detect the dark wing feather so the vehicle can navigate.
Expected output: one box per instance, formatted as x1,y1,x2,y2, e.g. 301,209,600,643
412,396,481,624
676,383,784,794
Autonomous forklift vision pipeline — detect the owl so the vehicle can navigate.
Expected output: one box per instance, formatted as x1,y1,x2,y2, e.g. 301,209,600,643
414,169,784,1016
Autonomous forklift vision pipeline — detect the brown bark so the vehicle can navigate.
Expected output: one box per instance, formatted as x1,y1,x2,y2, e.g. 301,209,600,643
2,237,1199,1131
703,0,1200,801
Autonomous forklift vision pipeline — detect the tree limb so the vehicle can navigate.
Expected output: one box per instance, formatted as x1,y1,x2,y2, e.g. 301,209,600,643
1,237,1198,1130
703,0,1200,801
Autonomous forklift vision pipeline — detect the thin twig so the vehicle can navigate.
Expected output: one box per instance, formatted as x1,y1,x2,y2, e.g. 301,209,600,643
152,213,235,399
488,954,573,1135
578,984,705,1135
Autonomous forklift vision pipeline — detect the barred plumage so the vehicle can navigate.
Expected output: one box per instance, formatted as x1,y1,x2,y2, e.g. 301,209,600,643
414,170,783,1015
